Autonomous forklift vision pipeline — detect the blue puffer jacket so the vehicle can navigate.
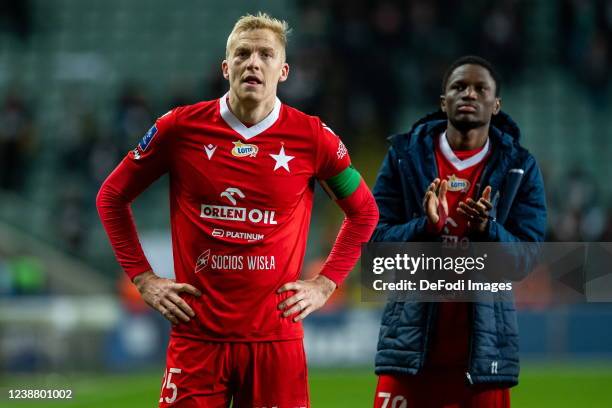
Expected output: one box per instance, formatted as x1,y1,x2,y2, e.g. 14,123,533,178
371,111,547,387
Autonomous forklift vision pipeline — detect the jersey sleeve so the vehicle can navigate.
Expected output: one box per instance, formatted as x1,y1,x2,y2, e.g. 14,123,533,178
96,109,178,279
128,109,176,170
319,179,379,286
311,118,378,286
111,108,177,201
313,119,352,180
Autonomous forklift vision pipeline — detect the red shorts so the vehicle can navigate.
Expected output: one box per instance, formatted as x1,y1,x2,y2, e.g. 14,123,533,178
159,336,309,408
373,372,510,408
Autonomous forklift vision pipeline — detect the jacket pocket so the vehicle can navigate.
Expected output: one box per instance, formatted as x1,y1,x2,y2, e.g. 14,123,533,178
496,168,525,224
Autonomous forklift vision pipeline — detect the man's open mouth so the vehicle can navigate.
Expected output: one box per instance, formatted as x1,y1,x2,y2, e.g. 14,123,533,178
243,75,263,85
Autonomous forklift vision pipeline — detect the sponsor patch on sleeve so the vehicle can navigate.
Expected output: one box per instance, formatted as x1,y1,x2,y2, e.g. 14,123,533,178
138,125,158,151
337,140,348,159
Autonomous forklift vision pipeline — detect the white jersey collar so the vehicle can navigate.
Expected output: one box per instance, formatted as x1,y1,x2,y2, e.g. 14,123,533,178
219,92,281,140
439,131,490,171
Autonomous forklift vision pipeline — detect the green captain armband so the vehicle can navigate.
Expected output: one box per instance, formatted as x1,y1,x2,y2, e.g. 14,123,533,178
320,165,362,200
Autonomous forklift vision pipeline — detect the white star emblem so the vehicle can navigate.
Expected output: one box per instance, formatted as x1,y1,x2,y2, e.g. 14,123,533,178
269,145,295,172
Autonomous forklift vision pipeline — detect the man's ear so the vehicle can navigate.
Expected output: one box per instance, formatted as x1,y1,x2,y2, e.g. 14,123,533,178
493,97,501,115
440,95,447,113
222,60,229,80
278,62,289,83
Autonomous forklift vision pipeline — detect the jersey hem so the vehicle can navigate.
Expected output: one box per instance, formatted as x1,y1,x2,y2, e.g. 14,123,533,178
170,331,304,343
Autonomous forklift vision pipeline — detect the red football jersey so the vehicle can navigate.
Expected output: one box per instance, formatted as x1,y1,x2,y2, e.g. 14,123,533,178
427,132,490,370
106,94,351,341
435,131,490,245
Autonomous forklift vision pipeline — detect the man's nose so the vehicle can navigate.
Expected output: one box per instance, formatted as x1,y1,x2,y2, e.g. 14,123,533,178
462,86,477,99
246,53,261,69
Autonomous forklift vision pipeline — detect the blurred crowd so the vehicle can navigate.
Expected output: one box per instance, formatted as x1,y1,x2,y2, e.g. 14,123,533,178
0,0,31,41
561,0,612,107
286,0,529,144
1,0,612,296
0,90,36,192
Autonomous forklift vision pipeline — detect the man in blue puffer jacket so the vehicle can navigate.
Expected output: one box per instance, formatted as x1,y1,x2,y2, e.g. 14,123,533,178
371,56,547,408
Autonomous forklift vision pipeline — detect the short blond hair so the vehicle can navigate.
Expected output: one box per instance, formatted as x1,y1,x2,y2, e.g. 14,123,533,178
226,12,291,59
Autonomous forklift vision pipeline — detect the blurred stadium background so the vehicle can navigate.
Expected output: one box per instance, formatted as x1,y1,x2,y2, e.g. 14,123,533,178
1,0,612,406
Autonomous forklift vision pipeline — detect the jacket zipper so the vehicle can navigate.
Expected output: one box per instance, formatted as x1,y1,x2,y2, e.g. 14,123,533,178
396,158,412,218
465,303,475,385
420,303,435,371
466,132,503,385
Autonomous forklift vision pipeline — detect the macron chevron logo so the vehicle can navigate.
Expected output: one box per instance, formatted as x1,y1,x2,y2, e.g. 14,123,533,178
204,144,217,160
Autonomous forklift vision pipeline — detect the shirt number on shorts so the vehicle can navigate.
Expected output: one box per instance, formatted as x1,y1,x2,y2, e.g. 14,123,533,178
377,392,407,408
159,367,182,404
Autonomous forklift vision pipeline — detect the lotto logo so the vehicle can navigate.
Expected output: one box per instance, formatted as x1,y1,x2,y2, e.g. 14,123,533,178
447,174,470,192
231,141,258,157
